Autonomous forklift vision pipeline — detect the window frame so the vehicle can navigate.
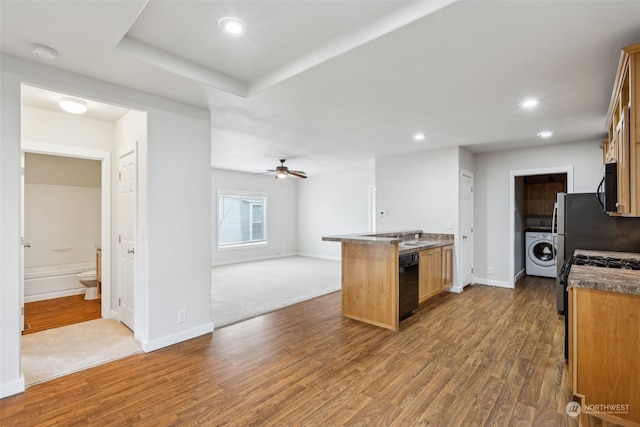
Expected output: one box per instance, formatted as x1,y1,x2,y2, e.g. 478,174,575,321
217,190,268,250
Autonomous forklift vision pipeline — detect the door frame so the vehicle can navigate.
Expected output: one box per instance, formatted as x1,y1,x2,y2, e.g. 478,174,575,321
21,141,113,319
508,166,574,288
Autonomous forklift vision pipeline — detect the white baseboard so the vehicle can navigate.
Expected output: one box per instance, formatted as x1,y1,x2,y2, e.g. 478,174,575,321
211,252,298,267
473,277,514,289
140,322,214,353
0,375,25,399
514,268,526,283
295,252,341,261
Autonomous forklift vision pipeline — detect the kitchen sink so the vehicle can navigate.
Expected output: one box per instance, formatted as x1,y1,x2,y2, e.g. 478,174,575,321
399,241,423,247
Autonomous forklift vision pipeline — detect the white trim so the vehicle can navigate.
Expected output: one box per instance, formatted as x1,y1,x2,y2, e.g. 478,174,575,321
140,323,214,353
508,166,573,288
21,141,112,320
515,268,526,283
473,277,513,288
0,375,25,399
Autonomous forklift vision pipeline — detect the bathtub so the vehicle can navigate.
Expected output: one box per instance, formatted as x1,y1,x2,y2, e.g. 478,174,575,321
24,262,94,302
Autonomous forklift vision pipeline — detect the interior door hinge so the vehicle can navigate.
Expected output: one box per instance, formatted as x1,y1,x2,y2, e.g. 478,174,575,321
118,298,121,306
119,171,122,180
119,235,122,243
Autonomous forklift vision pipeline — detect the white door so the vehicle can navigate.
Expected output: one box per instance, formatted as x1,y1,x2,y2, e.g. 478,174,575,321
118,149,136,329
460,170,474,287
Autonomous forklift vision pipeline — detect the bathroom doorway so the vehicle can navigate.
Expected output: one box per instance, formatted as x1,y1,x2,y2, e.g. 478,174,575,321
21,147,111,327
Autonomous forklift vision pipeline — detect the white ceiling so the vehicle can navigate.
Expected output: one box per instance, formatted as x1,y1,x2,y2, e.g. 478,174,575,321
3,0,640,177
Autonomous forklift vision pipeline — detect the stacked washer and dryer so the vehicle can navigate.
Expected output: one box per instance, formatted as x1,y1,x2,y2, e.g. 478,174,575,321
525,232,556,278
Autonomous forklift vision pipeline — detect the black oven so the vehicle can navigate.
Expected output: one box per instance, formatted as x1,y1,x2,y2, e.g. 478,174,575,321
597,162,617,212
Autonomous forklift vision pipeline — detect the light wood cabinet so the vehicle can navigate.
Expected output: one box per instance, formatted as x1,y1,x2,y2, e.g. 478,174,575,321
419,247,442,303
605,43,640,216
568,286,640,425
441,245,454,290
341,242,398,330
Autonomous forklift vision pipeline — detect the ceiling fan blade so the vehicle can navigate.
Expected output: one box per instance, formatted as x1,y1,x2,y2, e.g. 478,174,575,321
289,169,306,174
289,171,307,179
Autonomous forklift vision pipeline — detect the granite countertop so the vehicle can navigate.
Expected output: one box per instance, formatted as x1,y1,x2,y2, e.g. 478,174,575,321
568,249,640,296
322,230,454,255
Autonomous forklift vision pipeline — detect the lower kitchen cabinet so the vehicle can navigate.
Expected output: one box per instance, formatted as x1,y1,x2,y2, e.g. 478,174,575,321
568,286,640,425
419,247,442,303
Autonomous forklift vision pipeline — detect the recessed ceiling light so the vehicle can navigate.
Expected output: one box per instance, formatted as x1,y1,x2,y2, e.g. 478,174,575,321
520,98,539,109
32,44,57,60
537,131,553,138
59,98,88,114
218,17,245,35
413,133,425,141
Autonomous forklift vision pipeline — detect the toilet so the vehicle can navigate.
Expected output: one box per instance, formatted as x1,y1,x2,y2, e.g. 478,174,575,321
78,270,99,300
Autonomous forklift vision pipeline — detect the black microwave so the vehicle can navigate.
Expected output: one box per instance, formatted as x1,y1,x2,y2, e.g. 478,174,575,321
597,162,617,212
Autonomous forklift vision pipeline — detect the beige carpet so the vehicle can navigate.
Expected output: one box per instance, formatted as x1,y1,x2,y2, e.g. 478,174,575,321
212,256,341,328
22,318,142,386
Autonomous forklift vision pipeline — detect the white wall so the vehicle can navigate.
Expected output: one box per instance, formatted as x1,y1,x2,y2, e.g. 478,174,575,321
211,168,298,266
22,105,115,150
376,147,459,233
297,168,375,260
1,54,212,397
474,140,603,287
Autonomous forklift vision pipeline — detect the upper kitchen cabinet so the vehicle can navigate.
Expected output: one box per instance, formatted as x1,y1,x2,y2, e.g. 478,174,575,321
605,43,640,216
525,174,566,216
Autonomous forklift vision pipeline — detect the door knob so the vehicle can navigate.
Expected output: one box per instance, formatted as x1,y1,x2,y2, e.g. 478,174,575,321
127,249,135,254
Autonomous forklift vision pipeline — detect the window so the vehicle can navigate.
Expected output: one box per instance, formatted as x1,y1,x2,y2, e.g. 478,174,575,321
218,191,267,248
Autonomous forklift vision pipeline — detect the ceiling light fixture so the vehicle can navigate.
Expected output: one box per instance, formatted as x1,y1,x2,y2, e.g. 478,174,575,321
276,171,288,179
537,131,553,138
413,133,425,141
520,98,539,109
59,98,88,114
32,44,57,60
218,17,245,35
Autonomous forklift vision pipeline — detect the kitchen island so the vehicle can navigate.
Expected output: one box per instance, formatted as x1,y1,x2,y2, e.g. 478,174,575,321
567,249,640,426
323,230,454,330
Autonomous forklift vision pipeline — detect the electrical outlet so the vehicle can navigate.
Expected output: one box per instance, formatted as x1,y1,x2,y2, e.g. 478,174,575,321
488,267,494,275
178,310,187,323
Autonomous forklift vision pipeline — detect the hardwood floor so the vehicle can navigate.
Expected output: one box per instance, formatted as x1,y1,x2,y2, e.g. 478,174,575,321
23,294,101,334
2,276,622,426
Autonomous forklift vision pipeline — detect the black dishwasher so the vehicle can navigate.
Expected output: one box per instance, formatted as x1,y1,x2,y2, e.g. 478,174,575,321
398,253,419,321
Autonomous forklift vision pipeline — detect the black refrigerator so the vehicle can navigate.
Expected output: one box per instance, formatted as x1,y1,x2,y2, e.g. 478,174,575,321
553,192,640,311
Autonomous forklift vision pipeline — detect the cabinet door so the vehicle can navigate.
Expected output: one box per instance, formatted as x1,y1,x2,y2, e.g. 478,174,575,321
525,183,545,216
441,245,454,290
419,248,442,303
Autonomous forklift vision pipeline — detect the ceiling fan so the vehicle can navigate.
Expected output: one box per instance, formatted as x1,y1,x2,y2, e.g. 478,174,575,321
267,159,307,179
